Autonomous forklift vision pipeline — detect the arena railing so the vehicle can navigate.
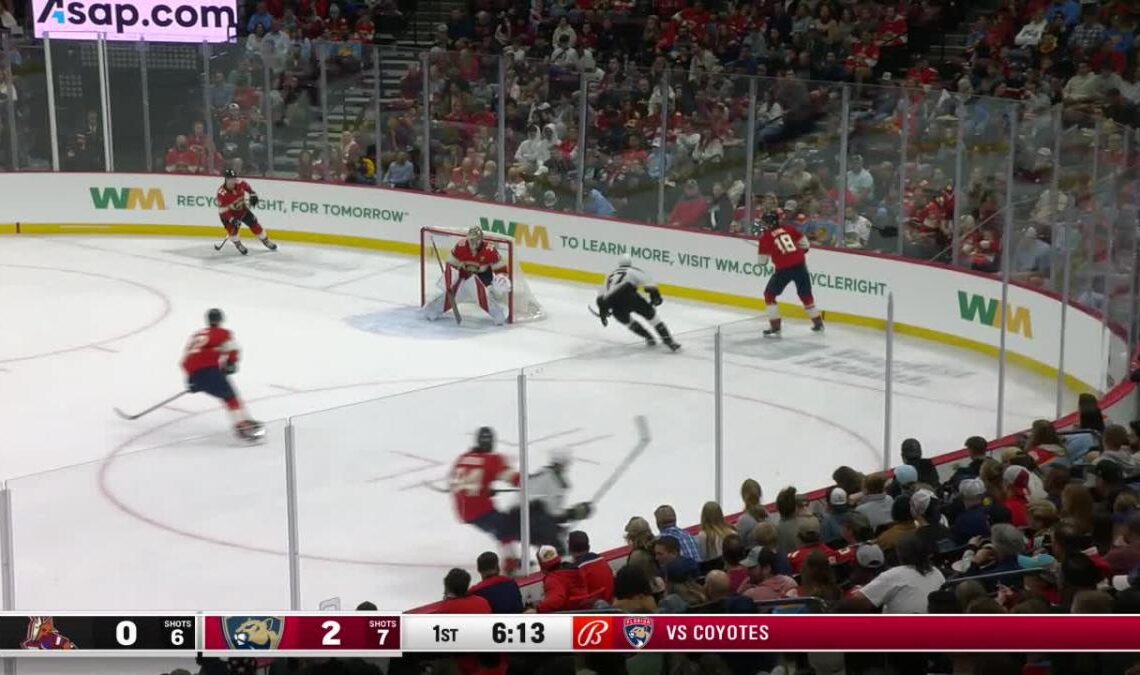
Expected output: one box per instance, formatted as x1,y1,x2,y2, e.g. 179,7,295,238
0,36,1138,613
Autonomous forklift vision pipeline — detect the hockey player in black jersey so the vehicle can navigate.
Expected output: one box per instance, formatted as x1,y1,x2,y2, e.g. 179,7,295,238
595,255,681,351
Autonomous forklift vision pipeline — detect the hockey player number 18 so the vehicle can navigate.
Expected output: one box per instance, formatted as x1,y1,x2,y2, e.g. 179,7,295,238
774,232,797,255
451,467,484,495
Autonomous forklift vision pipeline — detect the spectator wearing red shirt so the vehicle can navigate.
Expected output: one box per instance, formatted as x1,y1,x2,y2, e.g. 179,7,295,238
667,179,710,228
569,531,615,603
906,56,939,85
531,545,592,613
165,135,200,174
432,568,493,613
787,517,838,573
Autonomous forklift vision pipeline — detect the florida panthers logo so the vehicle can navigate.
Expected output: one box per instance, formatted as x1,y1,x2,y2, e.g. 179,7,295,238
21,617,77,650
622,617,654,649
223,616,284,650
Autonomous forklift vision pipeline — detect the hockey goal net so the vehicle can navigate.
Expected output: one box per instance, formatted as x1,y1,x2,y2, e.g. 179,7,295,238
420,226,544,323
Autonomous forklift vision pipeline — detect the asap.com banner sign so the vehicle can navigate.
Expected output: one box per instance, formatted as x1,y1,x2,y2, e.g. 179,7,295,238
33,0,237,42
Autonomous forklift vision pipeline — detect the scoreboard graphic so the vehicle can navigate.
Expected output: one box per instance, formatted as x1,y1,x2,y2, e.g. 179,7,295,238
0,613,1139,656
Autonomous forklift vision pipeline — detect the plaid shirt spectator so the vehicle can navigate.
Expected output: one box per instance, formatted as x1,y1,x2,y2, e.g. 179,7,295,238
655,505,702,561
1069,17,1106,52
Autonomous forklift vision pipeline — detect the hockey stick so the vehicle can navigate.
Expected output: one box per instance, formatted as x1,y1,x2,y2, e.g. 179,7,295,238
213,238,230,251
591,415,650,505
114,390,190,421
429,236,462,325
586,305,601,318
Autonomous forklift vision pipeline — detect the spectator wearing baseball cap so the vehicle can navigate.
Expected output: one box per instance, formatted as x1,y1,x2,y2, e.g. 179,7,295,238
901,438,939,486
532,545,591,613
1015,553,1061,606
821,487,850,544
887,463,919,498
876,496,918,552
847,544,886,589
738,546,798,602
851,534,945,613
911,489,953,553
788,517,838,573
952,478,991,545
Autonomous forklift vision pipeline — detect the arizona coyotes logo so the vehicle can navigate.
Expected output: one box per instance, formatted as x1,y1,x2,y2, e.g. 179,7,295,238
21,617,77,650
622,617,654,649
223,616,284,650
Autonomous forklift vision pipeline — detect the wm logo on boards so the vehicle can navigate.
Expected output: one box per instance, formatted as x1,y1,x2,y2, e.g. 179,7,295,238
89,187,166,210
479,217,551,250
957,291,1033,338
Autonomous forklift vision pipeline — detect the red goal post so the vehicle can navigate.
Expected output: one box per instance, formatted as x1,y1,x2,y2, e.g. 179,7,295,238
419,226,544,323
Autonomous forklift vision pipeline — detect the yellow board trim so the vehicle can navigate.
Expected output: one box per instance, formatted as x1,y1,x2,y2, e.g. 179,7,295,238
2,223,1093,394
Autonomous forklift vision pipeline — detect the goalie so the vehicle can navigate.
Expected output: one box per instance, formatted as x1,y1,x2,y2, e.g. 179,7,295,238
424,227,512,325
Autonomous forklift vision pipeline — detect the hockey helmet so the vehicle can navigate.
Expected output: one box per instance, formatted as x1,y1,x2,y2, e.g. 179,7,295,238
223,168,238,186
474,426,495,452
206,308,224,326
466,226,484,248
617,254,633,268
548,448,571,469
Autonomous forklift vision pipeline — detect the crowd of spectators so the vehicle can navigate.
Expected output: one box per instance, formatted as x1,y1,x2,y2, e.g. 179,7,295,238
395,414,1140,673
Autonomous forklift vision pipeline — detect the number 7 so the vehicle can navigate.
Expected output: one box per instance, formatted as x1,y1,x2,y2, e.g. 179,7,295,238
376,629,389,645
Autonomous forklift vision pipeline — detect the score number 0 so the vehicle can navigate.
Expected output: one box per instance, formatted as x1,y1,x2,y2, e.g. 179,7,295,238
320,620,389,647
114,620,185,646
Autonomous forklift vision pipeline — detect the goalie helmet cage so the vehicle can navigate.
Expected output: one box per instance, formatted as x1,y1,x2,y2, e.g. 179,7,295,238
420,226,544,323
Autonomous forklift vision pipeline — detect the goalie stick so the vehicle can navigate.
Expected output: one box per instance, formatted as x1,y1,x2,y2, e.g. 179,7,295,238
429,236,462,324
114,390,190,420
591,415,650,504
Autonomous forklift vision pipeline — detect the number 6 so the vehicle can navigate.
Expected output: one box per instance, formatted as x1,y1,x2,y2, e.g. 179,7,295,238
170,628,184,646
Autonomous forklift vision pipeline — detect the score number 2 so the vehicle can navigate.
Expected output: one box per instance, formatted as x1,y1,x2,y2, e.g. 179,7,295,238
320,620,390,648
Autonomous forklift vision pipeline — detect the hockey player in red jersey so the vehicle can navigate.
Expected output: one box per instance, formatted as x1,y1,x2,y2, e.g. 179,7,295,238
424,227,512,324
217,169,277,255
451,426,523,569
757,212,824,337
182,308,264,441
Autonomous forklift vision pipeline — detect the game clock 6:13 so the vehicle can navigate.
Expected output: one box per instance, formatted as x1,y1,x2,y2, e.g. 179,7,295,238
491,621,545,645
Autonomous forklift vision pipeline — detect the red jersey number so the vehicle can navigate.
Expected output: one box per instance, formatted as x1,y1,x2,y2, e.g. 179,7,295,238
450,451,518,522
759,226,808,270
217,181,255,222
181,327,238,375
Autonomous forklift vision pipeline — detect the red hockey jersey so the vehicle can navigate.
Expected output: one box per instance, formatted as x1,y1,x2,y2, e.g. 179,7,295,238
181,326,239,375
758,225,809,270
217,180,257,224
450,450,519,522
449,240,506,274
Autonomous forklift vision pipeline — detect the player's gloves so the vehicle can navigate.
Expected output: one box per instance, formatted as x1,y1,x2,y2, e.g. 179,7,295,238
248,194,259,207
648,287,663,306
566,502,593,521
224,362,238,375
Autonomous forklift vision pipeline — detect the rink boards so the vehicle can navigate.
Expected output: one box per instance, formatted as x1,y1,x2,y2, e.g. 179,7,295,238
0,172,1127,395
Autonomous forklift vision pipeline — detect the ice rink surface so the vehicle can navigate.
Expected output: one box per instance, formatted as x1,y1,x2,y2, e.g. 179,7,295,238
1,235,1075,628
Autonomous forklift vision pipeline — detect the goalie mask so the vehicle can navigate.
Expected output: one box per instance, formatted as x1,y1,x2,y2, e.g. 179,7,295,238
466,226,484,250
